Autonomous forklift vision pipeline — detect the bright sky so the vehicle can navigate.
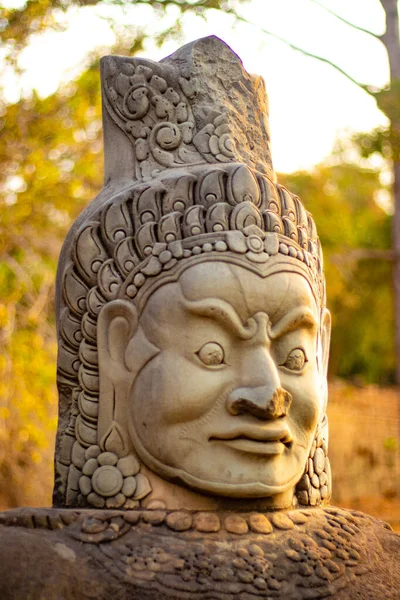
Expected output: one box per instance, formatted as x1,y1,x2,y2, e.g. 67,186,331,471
2,0,392,173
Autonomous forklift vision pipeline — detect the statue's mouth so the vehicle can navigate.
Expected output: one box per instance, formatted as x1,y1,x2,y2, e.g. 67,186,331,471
209,426,293,455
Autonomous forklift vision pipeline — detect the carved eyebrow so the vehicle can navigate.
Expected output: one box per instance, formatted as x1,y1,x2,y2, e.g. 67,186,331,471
181,298,257,340
269,307,318,340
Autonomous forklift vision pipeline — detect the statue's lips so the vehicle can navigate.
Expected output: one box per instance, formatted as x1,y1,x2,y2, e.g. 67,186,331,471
209,426,292,456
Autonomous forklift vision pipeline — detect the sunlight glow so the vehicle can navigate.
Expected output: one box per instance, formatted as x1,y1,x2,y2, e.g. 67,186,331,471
2,0,391,173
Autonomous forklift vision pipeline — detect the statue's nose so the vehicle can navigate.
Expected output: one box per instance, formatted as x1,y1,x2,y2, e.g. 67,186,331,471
227,386,292,420
226,348,292,420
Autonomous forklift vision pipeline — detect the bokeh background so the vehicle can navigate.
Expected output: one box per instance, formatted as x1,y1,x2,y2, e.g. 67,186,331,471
1,0,399,526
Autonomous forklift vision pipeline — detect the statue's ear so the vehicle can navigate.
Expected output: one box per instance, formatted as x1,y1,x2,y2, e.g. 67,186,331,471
320,308,331,379
97,300,139,455
318,308,331,414
98,299,138,375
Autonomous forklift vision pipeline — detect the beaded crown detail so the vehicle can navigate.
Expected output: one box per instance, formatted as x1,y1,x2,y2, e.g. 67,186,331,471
54,38,328,510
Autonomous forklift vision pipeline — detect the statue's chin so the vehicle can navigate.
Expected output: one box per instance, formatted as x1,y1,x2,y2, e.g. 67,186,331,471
130,428,300,501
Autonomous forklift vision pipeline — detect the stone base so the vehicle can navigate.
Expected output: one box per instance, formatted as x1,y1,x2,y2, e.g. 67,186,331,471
0,506,399,599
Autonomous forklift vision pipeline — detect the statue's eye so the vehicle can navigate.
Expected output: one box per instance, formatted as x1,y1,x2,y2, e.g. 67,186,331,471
281,348,307,371
197,342,225,366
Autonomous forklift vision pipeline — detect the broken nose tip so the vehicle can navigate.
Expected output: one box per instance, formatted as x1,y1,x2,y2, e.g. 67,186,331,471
227,386,292,419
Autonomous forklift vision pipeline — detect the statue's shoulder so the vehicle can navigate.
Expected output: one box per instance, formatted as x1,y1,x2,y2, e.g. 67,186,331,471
0,505,399,600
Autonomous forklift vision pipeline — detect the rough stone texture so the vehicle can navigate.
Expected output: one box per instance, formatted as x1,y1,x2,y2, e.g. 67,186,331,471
0,506,399,599
163,36,275,179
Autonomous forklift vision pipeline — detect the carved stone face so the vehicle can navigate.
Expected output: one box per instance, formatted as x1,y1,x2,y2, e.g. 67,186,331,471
109,261,330,506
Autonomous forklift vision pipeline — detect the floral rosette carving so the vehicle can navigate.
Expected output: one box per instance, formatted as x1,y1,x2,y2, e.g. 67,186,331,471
192,111,236,164
225,225,279,263
79,446,151,509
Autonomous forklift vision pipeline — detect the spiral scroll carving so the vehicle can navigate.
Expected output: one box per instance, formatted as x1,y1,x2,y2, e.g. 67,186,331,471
102,57,238,180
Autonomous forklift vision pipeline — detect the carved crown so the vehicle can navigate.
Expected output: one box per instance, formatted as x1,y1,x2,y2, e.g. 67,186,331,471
101,36,274,182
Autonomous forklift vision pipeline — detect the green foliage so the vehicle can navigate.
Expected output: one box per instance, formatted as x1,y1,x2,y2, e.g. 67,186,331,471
280,165,394,384
374,80,400,127
383,436,397,453
353,82,400,162
0,60,105,507
354,127,392,161
0,0,246,78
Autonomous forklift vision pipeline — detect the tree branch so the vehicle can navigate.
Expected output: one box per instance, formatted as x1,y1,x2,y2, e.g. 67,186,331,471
28,279,53,322
233,13,371,93
378,0,400,81
309,0,382,41
98,0,239,14
330,249,394,264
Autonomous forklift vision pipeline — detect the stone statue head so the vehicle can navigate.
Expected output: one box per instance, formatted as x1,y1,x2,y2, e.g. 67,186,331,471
54,36,331,512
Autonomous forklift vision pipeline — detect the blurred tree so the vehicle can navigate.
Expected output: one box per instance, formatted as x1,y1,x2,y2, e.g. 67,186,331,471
236,0,400,382
334,0,400,386
0,0,243,78
280,164,394,383
0,63,104,507
0,0,247,508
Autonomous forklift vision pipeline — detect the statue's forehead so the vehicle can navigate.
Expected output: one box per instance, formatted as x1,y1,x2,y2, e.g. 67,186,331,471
142,262,318,326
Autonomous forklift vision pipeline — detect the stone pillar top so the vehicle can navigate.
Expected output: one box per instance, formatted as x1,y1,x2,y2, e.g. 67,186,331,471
101,36,274,184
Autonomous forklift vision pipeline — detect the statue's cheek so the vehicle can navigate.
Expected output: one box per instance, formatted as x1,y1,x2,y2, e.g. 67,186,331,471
130,351,231,427
282,373,322,434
